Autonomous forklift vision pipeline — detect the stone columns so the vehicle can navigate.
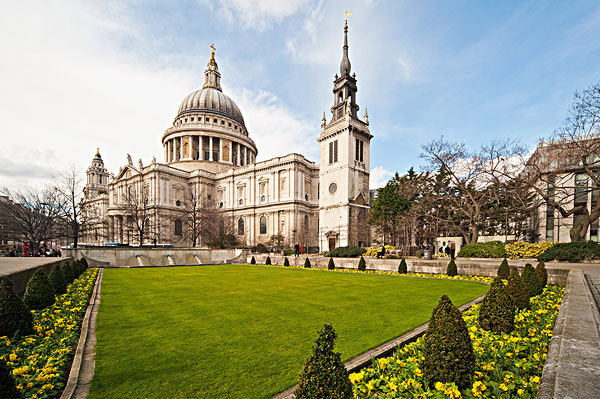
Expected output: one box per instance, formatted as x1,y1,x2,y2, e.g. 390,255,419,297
209,137,213,161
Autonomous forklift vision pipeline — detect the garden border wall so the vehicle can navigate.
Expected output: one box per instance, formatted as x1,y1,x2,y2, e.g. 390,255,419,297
3,258,68,295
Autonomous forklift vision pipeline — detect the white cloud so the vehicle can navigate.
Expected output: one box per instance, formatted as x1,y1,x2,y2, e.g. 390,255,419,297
370,166,394,189
215,0,312,31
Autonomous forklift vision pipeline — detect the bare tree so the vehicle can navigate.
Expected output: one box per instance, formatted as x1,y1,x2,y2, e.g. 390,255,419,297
199,204,238,248
53,166,88,248
0,187,62,255
181,185,203,247
117,176,152,245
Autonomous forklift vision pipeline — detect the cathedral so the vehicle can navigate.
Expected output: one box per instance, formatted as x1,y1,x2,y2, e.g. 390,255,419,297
83,20,372,251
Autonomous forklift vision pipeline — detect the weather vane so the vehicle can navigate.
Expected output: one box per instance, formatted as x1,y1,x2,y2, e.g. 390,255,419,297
210,43,216,60
344,10,352,24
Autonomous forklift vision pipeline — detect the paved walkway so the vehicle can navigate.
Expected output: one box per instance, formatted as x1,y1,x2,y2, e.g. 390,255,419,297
0,257,64,277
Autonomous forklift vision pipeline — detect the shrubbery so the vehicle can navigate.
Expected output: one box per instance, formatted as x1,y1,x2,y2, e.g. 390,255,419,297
538,241,600,262
478,278,515,333
0,277,33,337
304,258,311,268
505,241,556,259
358,256,366,271
506,267,530,310
457,241,506,258
422,295,475,389
61,262,75,285
265,256,272,265
23,269,55,311
0,360,19,399
446,259,458,276
497,258,510,279
329,246,367,258
250,256,256,264
522,263,543,297
48,264,67,295
328,258,335,270
283,257,290,266
295,324,353,399
398,258,407,274
536,261,548,288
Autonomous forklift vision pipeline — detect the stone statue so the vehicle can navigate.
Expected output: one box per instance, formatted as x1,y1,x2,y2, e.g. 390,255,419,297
152,156,156,164
138,159,143,170
127,153,133,166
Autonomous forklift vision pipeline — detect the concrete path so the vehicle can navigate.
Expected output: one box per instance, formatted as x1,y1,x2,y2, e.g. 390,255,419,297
0,257,64,276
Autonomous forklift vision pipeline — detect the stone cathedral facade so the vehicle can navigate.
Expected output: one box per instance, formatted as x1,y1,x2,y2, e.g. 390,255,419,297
83,21,372,251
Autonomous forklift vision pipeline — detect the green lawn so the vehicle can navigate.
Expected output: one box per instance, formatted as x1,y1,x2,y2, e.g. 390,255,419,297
89,265,488,399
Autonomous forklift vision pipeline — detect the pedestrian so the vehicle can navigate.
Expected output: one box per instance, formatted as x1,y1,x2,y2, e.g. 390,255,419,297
444,246,451,257
294,243,300,257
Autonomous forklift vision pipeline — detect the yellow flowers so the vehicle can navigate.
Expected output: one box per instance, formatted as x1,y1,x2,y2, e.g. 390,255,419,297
413,367,423,377
505,241,556,259
471,380,487,397
9,353,17,361
377,357,389,368
349,372,364,384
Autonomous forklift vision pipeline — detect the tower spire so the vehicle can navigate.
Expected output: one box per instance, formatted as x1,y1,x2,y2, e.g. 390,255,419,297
340,11,352,76
203,43,222,91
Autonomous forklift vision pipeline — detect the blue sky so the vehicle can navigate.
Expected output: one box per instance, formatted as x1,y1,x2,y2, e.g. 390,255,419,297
1,0,599,189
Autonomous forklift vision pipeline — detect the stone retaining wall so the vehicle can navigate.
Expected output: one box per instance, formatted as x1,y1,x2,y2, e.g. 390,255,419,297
4,258,67,295
246,255,570,286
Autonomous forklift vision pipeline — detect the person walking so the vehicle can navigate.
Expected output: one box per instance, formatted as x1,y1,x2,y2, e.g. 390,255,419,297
294,243,300,257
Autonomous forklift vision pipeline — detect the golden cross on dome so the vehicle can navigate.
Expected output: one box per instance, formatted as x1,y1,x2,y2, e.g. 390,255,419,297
210,43,216,60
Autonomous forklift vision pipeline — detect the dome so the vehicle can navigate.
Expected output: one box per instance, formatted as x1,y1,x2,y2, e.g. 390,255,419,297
176,87,245,126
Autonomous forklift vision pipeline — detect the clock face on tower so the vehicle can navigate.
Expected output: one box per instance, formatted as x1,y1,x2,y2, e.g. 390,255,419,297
328,182,338,195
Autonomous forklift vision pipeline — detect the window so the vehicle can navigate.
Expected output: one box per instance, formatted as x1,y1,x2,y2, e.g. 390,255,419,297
304,215,309,228
328,140,338,164
546,205,554,241
206,117,210,122
575,172,588,206
221,120,225,125
329,182,337,194
228,122,232,127
238,218,244,235
355,138,364,162
191,117,195,122
259,216,267,235
174,219,182,236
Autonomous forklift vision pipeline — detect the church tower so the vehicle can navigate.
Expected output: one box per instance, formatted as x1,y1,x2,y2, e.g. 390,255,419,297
84,148,109,198
318,17,372,251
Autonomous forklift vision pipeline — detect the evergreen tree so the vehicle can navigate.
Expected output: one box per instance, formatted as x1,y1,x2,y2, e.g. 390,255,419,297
328,257,335,270
398,258,407,274
265,256,272,265
80,257,89,270
446,259,458,276
522,263,543,296
0,360,20,399
61,262,75,286
497,258,510,279
358,256,366,271
250,256,256,264
304,258,311,268
0,277,33,337
506,268,530,310
478,278,516,333
48,264,67,295
284,257,290,266
23,269,55,311
295,324,353,399
536,261,548,288
423,295,475,389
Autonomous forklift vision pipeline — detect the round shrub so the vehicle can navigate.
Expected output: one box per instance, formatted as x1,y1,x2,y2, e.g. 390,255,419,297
398,258,407,274
422,295,475,389
446,259,457,276
328,257,335,270
250,256,256,264
0,360,20,399
304,257,311,268
265,256,272,265
23,268,56,311
497,258,510,279
0,276,33,337
506,267,530,310
295,324,353,399
357,256,366,271
536,261,548,288
61,262,75,285
48,263,67,295
283,257,290,266
522,263,543,297
478,277,515,333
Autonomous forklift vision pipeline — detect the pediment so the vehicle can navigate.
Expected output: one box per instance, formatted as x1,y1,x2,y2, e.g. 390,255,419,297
352,192,368,206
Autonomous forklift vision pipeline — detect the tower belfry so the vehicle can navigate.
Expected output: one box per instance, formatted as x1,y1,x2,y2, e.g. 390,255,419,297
317,15,372,251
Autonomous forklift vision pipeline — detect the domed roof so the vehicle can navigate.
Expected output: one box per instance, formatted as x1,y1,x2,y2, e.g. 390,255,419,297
177,87,245,126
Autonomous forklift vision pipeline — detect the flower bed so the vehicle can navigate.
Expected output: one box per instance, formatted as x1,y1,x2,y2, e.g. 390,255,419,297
350,285,563,398
1,268,98,399
505,241,556,259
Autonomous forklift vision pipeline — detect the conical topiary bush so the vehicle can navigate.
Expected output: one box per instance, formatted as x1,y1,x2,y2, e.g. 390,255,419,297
328,257,335,270
0,360,20,399
522,263,543,297
358,256,366,271
446,259,458,276
250,256,256,264
283,257,290,266
80,257,89,270
48,264,67,295
536,261,548,288
265,256,272,265
0,277,33,337
478,277,516,333
506,267,530,310
23,269,56,311
398,258,407,274
497,258,510,279
423,295,475,389
295,324,353,399
61,262,75,286
304,257,311,268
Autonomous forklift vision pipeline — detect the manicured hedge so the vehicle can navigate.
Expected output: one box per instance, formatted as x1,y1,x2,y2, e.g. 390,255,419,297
328,246,367,258
457,241,506,258
538,241,600,262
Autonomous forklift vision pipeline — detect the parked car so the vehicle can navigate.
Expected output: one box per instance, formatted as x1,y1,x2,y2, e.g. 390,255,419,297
0,250,8,256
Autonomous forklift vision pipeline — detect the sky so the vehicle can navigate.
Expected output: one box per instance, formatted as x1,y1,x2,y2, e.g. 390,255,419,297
1,0,599,190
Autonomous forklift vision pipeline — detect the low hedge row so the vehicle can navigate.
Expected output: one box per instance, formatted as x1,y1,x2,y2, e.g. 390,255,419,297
537,241,600,262
458,241,506,258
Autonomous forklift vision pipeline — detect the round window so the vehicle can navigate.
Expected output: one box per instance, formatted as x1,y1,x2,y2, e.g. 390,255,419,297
328,182,337,195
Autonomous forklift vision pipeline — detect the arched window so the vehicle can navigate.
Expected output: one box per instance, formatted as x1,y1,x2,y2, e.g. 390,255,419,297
174,219,182,236
259,216,267,235
238,218,244,235
304,215,309,228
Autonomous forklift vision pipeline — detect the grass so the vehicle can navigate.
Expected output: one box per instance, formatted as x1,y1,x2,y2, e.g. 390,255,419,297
89,264,488,399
